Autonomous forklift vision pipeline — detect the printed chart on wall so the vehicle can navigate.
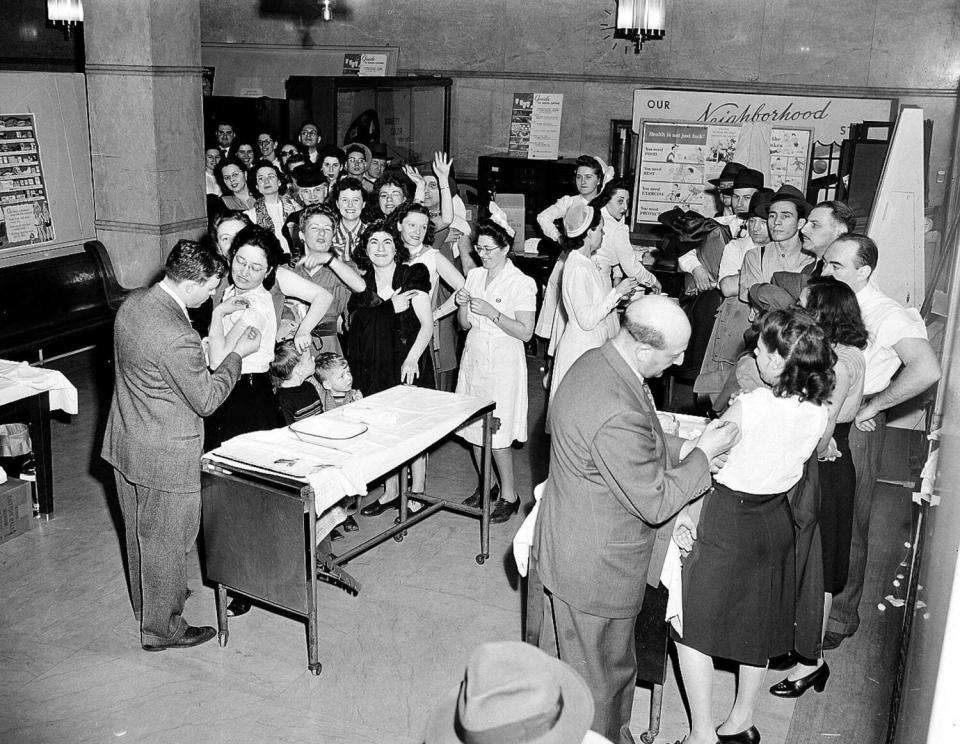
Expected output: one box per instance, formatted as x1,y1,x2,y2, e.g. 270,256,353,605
633,120,811,224
0,113,53,250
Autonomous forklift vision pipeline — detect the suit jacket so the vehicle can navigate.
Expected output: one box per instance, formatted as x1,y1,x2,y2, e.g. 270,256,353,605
101,284,242,492
533,342,712,619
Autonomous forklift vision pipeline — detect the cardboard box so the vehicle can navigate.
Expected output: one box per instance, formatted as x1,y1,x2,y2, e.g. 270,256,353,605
495,193,526,253
1,477,34,546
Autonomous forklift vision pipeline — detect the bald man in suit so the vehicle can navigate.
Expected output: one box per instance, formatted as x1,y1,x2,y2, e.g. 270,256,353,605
102,240,260,651
532,296,738,743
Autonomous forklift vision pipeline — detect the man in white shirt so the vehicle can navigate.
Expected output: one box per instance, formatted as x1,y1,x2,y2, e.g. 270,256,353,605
820,233,941,648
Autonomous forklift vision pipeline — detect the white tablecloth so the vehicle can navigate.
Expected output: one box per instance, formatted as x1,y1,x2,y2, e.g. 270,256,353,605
0,360,79,415
204,385,493,520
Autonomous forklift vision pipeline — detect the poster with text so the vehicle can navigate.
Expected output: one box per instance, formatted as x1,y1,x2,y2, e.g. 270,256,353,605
508,93,563,160
0,113,53,250
634,120,812,225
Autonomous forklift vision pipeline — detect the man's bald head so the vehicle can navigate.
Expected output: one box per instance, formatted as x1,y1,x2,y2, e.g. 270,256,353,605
616,296,691,379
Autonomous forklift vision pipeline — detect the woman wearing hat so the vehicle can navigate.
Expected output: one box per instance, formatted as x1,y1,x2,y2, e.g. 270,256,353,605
593,178,661,294
454,217,536,523
547,203,638,411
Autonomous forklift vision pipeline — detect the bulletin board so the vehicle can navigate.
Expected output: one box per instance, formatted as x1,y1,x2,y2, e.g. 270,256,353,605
0,113,54,249
632,120,812,226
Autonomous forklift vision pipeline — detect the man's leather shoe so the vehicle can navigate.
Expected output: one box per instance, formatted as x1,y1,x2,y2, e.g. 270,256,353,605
360,496,400,517
142,624,217,652
769,662,829,697
226,596,252,617
462,482,499,508
822,631,847,651
489,497,520,524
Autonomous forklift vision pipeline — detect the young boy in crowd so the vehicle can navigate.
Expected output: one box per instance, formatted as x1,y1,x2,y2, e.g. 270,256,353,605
314,352,363,412
270,340,323,425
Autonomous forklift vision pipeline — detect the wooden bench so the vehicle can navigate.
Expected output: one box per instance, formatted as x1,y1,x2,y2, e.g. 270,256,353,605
0,240,128,364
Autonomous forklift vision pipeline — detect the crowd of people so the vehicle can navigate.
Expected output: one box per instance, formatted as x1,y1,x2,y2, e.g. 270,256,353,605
521,157,941,744
105,123,940,744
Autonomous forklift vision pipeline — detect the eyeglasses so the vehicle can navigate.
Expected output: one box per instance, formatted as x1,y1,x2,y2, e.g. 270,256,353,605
476,245,502,254
256,173,279,183
233,255,266,273
280,149,297,157
347,156,366,164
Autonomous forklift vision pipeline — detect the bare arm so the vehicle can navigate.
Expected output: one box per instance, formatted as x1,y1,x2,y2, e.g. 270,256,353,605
433,152,453,229
276,266,334,352
432,251,466,321
857,336,941,429
818,361,852,456
401,290,434,383
719,274,740,297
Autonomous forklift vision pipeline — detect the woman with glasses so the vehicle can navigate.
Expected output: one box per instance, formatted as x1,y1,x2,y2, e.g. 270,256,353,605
248,160,298,255
204,224,333,450
278,143,300,169
454,217,536,524
217,157,255,212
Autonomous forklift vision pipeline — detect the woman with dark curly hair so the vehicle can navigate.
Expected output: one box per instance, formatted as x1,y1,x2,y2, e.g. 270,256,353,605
347,220,434,517
672,307,835,744
769,276,867,699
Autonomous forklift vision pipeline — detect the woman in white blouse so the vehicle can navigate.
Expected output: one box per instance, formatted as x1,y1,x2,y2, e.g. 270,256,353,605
547,203,638,412
455,218,536,524
593,178,661,293
205,225,332,451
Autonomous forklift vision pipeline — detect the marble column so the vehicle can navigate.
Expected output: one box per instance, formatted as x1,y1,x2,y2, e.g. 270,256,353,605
83,0,205,287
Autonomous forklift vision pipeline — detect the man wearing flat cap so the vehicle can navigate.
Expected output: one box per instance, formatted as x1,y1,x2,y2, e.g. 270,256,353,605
738,184,816,303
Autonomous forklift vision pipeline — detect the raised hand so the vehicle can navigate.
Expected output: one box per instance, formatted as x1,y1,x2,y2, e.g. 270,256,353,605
432,152,452,181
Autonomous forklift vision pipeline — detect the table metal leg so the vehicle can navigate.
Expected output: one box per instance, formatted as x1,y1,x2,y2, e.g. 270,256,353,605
640,683,663,743
477,411,492,565
307,508,322,675
216,584,229,646
26,392,54,518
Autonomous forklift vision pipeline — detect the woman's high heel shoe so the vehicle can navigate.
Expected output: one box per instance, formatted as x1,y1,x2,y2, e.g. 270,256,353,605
716,725,761,744
769,662,830,698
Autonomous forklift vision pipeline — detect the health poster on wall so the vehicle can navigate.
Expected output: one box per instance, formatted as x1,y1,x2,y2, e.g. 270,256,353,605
508,93,563,160
633,120,811,224
0,113,54,250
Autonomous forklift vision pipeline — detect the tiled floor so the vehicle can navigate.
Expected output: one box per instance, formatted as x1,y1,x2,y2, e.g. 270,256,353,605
0,351,908,744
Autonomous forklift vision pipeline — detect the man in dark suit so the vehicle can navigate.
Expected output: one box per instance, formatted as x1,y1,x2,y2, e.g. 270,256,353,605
102,240,261,651
532,296,738,743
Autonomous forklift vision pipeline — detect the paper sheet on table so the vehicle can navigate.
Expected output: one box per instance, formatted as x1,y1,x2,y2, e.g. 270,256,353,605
0,359,79,414
205,385,492,518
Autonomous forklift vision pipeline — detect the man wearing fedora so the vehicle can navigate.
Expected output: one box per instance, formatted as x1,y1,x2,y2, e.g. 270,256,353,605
738,184,816,302
424,641,613,744
677,162,751,293
362,142,389,193
531,297,738,744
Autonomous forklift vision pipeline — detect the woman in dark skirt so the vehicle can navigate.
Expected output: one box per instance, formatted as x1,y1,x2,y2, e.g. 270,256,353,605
347,219,434,517
770,277,867,698
671,308,835,744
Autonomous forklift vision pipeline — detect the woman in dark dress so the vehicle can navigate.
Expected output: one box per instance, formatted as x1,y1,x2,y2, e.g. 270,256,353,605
347,220,434,515
770,277,867,697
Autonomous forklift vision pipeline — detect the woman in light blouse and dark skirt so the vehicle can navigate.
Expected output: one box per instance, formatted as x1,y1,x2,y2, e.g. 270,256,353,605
455,219,536,524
